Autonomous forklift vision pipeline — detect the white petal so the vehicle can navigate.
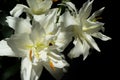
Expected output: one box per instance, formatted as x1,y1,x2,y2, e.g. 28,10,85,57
21,57,32,80
6,16,32,34
92,32,112,41
41,9,59,34
39,50,48,62
49,56,69,68
27,0,52,14
79,0,94,19
10,4,29,17
55,31,73,52
7,33,33,57
68,38,90,59
33,14,45,22
65,2,77,14
7,33,33,49
61,11,78,27
0,40,17,57
31,63,43,80
68,39,82,59
30,22,45,43
43,61,66,80
83,21,104,34
48,51,62,60
81,39,91,60
84,33,100,52
89,7,105,21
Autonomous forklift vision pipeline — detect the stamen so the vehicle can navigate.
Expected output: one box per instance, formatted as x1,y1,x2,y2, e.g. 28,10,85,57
93,17,102,22
29,49,33,61
49,60,55,71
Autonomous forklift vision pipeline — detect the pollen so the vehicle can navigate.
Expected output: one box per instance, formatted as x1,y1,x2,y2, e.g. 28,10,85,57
49,60,55,71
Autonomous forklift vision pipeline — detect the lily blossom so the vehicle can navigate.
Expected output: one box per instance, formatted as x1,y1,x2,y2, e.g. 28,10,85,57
0,11,69,80
62,0,111,59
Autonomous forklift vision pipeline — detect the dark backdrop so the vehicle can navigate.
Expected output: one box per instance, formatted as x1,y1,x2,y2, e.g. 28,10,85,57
0,0,115,80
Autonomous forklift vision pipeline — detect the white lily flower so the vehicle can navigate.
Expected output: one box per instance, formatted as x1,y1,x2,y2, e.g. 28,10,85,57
10,0,52,17
63,0,111,59
0,15,69,80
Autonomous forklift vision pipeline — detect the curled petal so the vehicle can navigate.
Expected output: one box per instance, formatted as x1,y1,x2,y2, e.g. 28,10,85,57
10,4,29,17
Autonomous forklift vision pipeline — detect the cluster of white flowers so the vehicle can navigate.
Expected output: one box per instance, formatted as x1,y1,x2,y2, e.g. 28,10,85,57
0,0,111,80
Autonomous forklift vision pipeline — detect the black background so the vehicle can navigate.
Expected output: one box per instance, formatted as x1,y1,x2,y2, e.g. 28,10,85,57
0,0,115,80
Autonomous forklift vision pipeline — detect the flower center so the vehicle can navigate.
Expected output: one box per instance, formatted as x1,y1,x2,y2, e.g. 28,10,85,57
27,42,46,62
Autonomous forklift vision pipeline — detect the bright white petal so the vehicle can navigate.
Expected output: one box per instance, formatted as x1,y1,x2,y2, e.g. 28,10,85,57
6,16,32,34
30,63,43,80
92,32,112,41
10,4,29,17
21,57,32,80
0,40,17,57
